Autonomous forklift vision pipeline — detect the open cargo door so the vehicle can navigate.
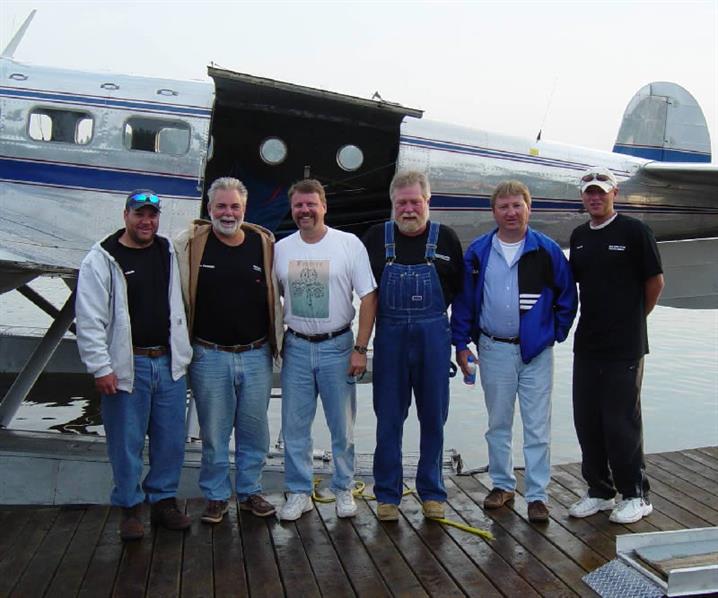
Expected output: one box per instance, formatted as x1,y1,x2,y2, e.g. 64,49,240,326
205,67,422,238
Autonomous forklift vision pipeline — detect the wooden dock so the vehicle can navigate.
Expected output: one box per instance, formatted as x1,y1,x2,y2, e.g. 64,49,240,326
1,446,716,597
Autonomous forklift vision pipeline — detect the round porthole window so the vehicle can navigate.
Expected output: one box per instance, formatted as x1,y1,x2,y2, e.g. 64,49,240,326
259,137,287,165
336,144,364,171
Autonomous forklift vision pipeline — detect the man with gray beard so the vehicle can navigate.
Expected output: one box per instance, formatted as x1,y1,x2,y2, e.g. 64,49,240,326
362,171,463,521
175,177,283,523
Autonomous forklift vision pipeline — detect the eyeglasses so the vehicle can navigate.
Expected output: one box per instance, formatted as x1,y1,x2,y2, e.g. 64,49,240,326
129,192,160,204
581,173,613,183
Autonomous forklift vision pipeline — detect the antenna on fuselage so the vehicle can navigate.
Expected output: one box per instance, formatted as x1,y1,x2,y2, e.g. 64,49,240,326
536,76,558,142
2,9,36,58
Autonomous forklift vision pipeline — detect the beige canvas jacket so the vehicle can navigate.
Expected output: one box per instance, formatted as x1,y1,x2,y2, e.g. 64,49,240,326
174,219,283,358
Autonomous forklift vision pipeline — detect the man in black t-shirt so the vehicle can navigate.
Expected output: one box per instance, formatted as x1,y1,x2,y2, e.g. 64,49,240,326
362,171,463,522
76,190,193,541
175,177,282,524
568,167,664,525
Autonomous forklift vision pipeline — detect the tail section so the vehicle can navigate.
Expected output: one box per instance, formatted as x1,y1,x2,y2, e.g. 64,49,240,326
613,82,711,163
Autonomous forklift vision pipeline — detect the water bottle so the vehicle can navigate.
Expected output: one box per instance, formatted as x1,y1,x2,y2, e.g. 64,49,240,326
464,354,477,385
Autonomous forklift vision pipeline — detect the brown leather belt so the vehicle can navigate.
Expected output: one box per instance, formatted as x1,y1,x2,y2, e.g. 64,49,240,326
133,346,168,357
194,337,267,353
287,326,351,343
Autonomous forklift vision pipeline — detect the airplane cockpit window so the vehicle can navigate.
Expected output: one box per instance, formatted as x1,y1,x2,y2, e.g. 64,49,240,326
124,117,190,155
28,108,93,144
259,137,287,165
336,144,364,171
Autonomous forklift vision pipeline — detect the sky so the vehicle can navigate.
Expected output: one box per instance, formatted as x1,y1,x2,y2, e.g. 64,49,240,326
2,0,717,160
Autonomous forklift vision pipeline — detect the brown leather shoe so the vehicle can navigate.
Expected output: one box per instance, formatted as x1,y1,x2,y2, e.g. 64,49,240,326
201,500,229,524
528,500,549,523
120,504,144,541
483,488,515,509
239,494,276,517
150,497,191,530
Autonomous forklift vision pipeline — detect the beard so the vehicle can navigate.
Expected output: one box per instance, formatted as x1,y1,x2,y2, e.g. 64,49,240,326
395,211,429,235
211,214,243,237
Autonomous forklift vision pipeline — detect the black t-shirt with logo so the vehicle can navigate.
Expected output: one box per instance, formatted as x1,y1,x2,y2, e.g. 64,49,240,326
193,229,269,345
362,222,464,307
103,231,171,348
570,213,662,360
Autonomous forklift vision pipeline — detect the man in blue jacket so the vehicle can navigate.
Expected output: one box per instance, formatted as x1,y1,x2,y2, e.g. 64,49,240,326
451,181,577,522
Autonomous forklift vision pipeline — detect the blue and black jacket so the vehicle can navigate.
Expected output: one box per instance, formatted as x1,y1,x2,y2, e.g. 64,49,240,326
451,227,577,364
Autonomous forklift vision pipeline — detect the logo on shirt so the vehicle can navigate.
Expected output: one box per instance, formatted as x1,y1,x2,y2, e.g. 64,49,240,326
608,245,626,251
199,263,215,269
252,265,262,272
124,270,135,275
434,253,451,261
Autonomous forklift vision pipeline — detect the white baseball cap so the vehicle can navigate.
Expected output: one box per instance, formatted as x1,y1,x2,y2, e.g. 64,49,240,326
579,167,618,193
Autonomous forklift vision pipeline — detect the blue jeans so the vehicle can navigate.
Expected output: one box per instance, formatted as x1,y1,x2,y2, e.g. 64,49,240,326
281,331,356,494
189,343,272,501
101,354,187,507
478,334,553,503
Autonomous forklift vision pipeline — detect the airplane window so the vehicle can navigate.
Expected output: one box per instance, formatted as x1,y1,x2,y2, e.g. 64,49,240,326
124,117,190,155
337,144,364,171
28,108,93,145
259,137,287,165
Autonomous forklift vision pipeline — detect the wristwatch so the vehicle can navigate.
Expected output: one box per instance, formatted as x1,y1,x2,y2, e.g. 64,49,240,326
353,345,368,355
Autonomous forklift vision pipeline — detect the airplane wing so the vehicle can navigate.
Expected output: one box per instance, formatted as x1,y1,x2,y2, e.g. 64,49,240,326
640,162,718,186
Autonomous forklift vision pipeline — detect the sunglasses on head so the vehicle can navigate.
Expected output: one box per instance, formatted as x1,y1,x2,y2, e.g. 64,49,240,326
129,192,160,204
581,173,613,183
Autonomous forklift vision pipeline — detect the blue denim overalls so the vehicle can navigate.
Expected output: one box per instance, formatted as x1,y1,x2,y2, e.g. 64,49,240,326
372,221,451,504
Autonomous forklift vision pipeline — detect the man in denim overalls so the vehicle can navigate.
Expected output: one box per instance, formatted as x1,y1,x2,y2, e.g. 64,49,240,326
362,171,464,521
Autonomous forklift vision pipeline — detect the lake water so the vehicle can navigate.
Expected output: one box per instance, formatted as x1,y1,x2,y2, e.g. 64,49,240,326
1,276,717,469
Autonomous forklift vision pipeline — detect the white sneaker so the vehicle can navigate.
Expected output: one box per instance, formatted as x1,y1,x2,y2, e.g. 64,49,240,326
335,490,357,518
609,497,653,524
568,494,616,518
278,493,314,521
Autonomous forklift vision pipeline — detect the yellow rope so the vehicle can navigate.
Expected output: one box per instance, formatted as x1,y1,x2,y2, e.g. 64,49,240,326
311,477,493,539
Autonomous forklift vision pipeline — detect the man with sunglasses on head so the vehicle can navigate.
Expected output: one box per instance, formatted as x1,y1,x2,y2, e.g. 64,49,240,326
76,190,193,541
174,177,283,524
568,166,664,524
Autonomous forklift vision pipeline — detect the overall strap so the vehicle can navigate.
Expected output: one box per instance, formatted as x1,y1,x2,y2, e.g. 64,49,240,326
384,221,396,263
424,221,440,262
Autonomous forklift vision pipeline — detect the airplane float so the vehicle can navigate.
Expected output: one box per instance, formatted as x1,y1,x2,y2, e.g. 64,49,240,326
0,11,716,423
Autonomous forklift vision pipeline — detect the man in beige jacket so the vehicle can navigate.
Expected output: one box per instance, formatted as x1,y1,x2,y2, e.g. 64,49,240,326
175,177,282,523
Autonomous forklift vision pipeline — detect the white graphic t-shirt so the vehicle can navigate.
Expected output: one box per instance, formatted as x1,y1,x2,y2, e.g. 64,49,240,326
274,228,377,334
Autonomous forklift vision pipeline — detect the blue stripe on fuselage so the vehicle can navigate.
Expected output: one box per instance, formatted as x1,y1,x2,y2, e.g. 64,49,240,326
612,144,711,163
0,156,200,199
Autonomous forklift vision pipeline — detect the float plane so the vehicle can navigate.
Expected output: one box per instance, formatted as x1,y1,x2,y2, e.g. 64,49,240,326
0,11,716,423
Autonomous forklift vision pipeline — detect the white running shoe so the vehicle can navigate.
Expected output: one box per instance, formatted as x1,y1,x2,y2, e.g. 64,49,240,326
278,493,314,521
609,497,653,524
335,490,357,518
568,494,616,518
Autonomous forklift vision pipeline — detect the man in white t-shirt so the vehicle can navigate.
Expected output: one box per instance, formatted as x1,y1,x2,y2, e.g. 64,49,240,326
274,178,377,521
451,180,577,523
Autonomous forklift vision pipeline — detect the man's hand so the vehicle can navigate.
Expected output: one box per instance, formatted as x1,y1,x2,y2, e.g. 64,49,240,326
95,372,119,395
348,350,367,378
456,348,477,378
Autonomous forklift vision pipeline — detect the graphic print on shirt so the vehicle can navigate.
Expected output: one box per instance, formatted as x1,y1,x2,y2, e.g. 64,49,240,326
288,260,329,318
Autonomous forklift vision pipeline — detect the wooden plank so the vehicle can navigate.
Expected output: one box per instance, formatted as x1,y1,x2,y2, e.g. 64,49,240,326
11,506,84,597
0,508,31,562
348,491,429,597
516,471,616,561
0,507,59,596
396,489,505,597
271,508,321,597
443,478,543,597
78,506,124,598
294,498,356,597
649,454,718,500
45,505,110,597
695,446,718,460
647,452,718,494
212,499,249,598
451,476,580,597
360,485,465,598
313,498,390,596
113,503,156,598
239,498,284,598
146,500,185,597
180,498,214,598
